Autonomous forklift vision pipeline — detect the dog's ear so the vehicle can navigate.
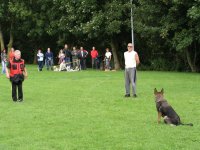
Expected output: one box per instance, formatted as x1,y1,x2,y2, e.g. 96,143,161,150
161,88,164,94
154,88,157,94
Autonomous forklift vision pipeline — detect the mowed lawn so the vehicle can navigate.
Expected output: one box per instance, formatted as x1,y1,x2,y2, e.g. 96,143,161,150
0,65,200,150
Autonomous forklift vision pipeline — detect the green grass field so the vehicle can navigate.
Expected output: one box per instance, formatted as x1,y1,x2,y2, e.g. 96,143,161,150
0,65,200,150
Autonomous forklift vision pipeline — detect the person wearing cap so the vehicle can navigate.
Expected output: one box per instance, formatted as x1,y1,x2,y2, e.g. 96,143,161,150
6,50,28,102
124,43,140,98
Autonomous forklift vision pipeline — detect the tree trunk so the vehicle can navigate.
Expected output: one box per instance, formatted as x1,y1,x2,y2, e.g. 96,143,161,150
185,48,196,72
110,38,121,70
7,23,14,53
33,50,37,64
0,24,5,51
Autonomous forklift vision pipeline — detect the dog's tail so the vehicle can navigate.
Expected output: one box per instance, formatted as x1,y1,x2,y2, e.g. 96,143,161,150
180,123,193,126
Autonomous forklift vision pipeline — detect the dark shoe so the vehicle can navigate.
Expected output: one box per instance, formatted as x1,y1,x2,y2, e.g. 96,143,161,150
124,94,130,97
133,94,137,98
13,98,17,102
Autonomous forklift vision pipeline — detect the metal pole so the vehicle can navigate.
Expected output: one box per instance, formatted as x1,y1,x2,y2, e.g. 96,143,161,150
131,0,134,45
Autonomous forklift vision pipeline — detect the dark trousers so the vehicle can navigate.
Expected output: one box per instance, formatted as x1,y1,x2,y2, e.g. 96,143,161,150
80,58,86,70
12,81,23,101
38,61,43,71
92,58,98,69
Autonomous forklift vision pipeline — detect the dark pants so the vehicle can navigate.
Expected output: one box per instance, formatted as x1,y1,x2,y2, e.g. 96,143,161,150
80,58,86,70
92,58,98,69
38,61,43,71
65,57,71,67
46,59,53,70
12,81,23,101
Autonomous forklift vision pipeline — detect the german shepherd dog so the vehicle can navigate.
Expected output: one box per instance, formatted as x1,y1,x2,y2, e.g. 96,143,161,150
154,88,193,126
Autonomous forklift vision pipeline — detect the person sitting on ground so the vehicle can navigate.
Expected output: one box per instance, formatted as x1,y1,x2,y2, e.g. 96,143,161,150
58,49,65,64
59,59,67,71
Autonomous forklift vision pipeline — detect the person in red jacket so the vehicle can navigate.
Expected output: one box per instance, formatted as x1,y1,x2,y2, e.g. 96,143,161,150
8,47,15,61
6,50,28,102
90,46,98,69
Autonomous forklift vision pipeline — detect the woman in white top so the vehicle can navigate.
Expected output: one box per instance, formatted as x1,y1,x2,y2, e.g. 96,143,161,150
37,49,44,71
104,48,112,70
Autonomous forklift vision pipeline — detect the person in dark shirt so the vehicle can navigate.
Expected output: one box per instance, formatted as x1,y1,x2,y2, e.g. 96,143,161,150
63,44,71,68
45,48,54,70
77,47,88,70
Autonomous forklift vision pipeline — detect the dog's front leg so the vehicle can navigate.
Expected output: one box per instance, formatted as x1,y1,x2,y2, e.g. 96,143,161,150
157,112,162,123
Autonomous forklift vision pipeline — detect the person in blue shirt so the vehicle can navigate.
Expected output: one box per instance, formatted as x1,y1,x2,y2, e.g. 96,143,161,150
45,48,54,70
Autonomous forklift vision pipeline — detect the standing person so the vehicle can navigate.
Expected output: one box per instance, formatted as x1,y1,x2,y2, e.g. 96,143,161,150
6,50,28,102
90,46,98,69
71,46,79,70
63,44,71,68
37,49,44,71
1,49,7,74
104,48,112,70
8,47,15,61
124,43,140,98
77,47,88,70
45,48,53,70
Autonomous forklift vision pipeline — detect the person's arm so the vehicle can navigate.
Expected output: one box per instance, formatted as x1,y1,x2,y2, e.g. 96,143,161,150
23,67,28,79
135,53,140,65
85,50,88,56
96,51,99,57
6,67,10,79
6,61,10,79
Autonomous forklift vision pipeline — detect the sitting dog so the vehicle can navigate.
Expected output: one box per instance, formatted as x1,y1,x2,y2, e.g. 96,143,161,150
154,88,193,126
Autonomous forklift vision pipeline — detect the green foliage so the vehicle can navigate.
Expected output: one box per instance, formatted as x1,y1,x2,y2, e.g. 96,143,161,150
8,1,31,19
0,0,200,71
173,29,193,51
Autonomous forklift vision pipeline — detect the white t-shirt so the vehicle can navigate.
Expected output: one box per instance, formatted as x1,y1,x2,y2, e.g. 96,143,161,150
124,50,137,68
37,53,44,61
105,52,112,59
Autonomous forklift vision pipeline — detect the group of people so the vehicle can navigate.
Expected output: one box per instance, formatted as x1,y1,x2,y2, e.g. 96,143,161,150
1,42,140,103
36,44,112,72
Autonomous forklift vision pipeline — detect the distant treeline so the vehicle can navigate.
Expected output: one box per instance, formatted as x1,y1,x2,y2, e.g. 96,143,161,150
0,0,199,72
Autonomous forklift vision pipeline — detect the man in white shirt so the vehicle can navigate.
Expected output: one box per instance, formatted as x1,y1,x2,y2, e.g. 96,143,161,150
124,43,140,97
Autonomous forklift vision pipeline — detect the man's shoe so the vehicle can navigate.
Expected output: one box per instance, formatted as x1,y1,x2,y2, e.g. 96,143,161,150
124,94,130,97
133,94,137,98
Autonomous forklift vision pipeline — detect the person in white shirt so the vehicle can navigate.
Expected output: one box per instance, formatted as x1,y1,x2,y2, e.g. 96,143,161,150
104,48,112,70
37,49,44,71
124,43,140,97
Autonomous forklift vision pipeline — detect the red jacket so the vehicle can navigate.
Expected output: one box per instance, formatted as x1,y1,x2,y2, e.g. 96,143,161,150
9,59,25,77
90,50,98,58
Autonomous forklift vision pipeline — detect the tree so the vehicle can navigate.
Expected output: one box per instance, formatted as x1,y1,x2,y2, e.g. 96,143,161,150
134,0,200,72
0,0,31,52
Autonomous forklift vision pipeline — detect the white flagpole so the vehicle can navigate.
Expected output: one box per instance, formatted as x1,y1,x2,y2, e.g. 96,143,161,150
131,0,134,45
